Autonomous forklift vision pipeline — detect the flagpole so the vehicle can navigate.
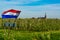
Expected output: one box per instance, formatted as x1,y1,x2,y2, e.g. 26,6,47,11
8,19,11,40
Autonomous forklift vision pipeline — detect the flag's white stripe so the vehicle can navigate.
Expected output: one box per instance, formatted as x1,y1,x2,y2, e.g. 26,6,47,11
3,12,19,16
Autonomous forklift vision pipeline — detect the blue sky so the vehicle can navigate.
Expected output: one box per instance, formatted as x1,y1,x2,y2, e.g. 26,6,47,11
0,0,60,18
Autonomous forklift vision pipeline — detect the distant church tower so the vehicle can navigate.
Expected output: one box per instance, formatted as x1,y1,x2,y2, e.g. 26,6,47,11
45,12,47,19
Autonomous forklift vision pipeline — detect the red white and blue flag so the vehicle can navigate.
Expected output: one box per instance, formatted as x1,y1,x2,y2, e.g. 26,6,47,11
2,9,21,18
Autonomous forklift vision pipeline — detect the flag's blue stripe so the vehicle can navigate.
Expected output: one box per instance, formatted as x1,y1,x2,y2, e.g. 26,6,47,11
2,15,18,18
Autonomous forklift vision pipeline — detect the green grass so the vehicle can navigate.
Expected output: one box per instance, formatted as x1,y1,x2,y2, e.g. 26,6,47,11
0,18,60,40
0,29,60,40
0,18,60,31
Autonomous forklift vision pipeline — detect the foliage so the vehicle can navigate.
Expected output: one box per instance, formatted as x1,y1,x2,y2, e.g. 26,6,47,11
0,18,60,31
0,29,60,40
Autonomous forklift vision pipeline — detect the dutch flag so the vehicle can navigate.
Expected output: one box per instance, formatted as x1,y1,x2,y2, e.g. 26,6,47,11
2,9,21,18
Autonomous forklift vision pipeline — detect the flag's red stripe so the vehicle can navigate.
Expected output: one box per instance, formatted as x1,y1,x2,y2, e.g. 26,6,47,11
3,9,21,14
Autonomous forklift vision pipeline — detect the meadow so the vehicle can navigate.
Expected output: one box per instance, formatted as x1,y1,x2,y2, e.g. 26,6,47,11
0,18,60,40
0,29,60,40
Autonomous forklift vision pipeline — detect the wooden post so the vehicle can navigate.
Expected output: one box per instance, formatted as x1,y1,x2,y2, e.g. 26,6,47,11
8,27,10,40
8,19,11,40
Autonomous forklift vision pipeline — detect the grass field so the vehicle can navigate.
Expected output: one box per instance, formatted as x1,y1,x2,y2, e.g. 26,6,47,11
0,18,60,31
0,29,60,40
0,18,60,40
